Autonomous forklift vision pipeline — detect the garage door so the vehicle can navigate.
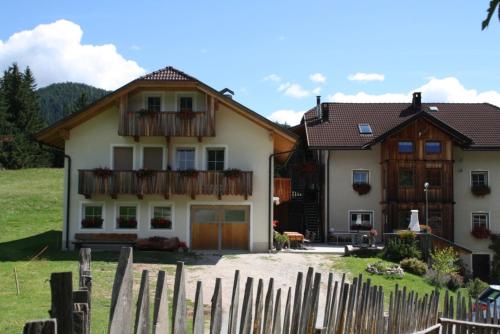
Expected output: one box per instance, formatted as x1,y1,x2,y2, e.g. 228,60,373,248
191,205,249,250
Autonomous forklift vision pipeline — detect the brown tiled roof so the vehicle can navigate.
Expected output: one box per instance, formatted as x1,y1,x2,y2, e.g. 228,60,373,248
304,103,500,149
138,66,197,81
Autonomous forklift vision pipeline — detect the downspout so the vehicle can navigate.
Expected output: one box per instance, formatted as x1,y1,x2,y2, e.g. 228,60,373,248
268,149,297,252
325,150,330,242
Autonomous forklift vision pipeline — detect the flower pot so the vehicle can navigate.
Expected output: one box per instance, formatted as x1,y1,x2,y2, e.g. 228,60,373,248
81,218,103,229
353,183,371,195
471,185,491,197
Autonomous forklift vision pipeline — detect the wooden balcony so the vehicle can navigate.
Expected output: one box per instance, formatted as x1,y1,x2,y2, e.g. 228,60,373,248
118,110,215,138
78,169,252,199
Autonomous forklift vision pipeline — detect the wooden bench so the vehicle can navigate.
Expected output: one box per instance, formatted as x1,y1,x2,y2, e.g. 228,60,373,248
73,233,138,250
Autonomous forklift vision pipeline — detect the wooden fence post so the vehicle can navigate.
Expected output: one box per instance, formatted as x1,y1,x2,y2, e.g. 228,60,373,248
108,247,134,334
210,277,222,334
134,270,150,334
253,278,264,334
193,281,204,334
228,270,240,334
50,272,73,334
282,287,292,334
272,288,282,334
263,278,274,334
172,262,187,334
153,270,169,334
23,319,57,334
290,271,303,334
240,277,254,334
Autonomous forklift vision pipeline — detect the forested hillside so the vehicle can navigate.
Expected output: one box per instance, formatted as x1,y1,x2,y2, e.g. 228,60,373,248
38,82,109,124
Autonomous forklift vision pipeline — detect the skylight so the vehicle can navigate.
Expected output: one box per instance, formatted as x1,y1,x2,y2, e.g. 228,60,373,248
429,106,439,112
358,124,373,135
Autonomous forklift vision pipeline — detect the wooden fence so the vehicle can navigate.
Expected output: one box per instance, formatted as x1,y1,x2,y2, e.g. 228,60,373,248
24,247,500,333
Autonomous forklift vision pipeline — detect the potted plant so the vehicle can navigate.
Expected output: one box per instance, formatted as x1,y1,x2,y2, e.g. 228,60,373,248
180,169,199,178
81,217,103,229
93,167,113,178
223,168,243,178
178,241,188,252
151,218,172,229
471,184,491,197
274,232,289,251
117,217,137,229
352,183,371,195
419,225,433,234
471,225,491,239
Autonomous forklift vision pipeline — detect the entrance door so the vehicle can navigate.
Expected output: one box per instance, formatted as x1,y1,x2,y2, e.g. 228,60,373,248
191,205,249,251
472,254,491,282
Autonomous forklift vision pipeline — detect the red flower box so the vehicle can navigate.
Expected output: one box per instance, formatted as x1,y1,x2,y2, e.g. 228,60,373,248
81,218,103,229
151,218,172,229
353,183,371,195
117,217,137,229
471,225,491,239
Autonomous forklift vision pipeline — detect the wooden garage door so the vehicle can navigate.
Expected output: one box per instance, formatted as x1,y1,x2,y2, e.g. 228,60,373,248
191,205,249,250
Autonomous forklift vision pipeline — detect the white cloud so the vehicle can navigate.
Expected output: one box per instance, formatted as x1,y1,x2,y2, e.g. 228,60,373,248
312,87,321,95
328,77,500,107
278,82,311,99
0,20,146,90
130,44,141,51
309,73,326,84
263,74,281,82
348,72,385,82
267,109,304,125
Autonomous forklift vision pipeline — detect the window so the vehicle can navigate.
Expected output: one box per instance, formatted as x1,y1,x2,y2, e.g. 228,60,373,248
147,96,161,112
353,170,369,184
471,171,489,187
399,169,414,187
207,148,225,171
113,146,133,170
176,148,195,170
398,141,414,153
358,124,372,135
350,211,373,230
425,141,442,154
143,147,163,170
117,205,138,229
472,213,489,229
119,206,136,219
151,205,172,229
425,168,442,187
179,97,193,111
81,204,103,229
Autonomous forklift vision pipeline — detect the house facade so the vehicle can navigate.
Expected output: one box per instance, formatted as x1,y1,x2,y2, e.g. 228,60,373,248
300,93,500,279
36,67,296,252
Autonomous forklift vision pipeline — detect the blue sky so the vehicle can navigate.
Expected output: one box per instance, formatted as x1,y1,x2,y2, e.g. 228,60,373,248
0,0,498,124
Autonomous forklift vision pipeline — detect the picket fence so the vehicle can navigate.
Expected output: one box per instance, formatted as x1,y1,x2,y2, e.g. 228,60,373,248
23,247,500,334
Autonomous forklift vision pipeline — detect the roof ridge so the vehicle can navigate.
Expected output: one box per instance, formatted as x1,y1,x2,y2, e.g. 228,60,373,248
139,65,198,81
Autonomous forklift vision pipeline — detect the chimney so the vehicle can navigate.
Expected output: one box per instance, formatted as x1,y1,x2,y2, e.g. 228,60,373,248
316,96,321,120
321,104,329,121
412,92,422,111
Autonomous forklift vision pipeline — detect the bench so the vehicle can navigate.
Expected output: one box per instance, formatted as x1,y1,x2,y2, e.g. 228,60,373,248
73,233,138,250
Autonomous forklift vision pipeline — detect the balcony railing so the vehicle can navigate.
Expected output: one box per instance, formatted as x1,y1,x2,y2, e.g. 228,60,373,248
78,170,252,199
118,110,215,138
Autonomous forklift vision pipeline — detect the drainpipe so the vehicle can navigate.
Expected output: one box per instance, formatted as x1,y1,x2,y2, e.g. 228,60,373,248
268,149,297,252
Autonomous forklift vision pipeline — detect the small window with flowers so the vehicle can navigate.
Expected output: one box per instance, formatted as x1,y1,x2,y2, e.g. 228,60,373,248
81,204,104,229
151,206,173,229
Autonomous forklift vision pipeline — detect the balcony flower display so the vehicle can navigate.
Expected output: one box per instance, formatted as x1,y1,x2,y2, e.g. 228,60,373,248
471,225,491,239
81,218,103,229
151,218,172,229
93,167,113,178
471,184,491,197
223,168,242,178
117,217,137,229
180,169,199,178
352,182,371,195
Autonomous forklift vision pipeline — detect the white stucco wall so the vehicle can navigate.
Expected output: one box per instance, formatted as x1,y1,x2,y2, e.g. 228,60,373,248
64,93,273,252
454,148,500,267
328,145,382,234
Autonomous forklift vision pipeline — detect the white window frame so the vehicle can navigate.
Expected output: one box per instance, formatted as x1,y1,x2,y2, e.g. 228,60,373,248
175,92,197,112
347,210,374,232
79,201,105,231
110,144,137,170
114,202,140,231
203,145,228,171
352,169,370,185
140,145,167,170
149,201,175,232
471,211,490,230
470,170,489,187
143,92,163,111
173,144,198,170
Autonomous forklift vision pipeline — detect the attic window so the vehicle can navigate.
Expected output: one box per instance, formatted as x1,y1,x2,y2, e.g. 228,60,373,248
429,106,439,112
358,124,373,135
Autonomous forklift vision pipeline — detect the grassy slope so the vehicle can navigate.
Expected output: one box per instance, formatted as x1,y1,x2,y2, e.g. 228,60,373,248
0,169,189,333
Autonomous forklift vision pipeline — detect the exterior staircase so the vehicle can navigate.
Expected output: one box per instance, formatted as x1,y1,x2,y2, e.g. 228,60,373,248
303,201,321,242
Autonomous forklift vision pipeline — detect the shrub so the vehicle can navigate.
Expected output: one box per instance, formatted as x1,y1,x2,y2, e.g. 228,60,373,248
274,232,289,250
427,247,459,288
425,269,450,288
466,278,489,299
397,230,417,240
384,236,422,261
366,261,404,279
447,272,464,291
400,258,428,276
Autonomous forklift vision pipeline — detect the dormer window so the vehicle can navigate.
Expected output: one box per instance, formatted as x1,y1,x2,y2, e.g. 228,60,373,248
147,96,161,112
398,141,414,153
358,124,372,135
179,97,193,112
